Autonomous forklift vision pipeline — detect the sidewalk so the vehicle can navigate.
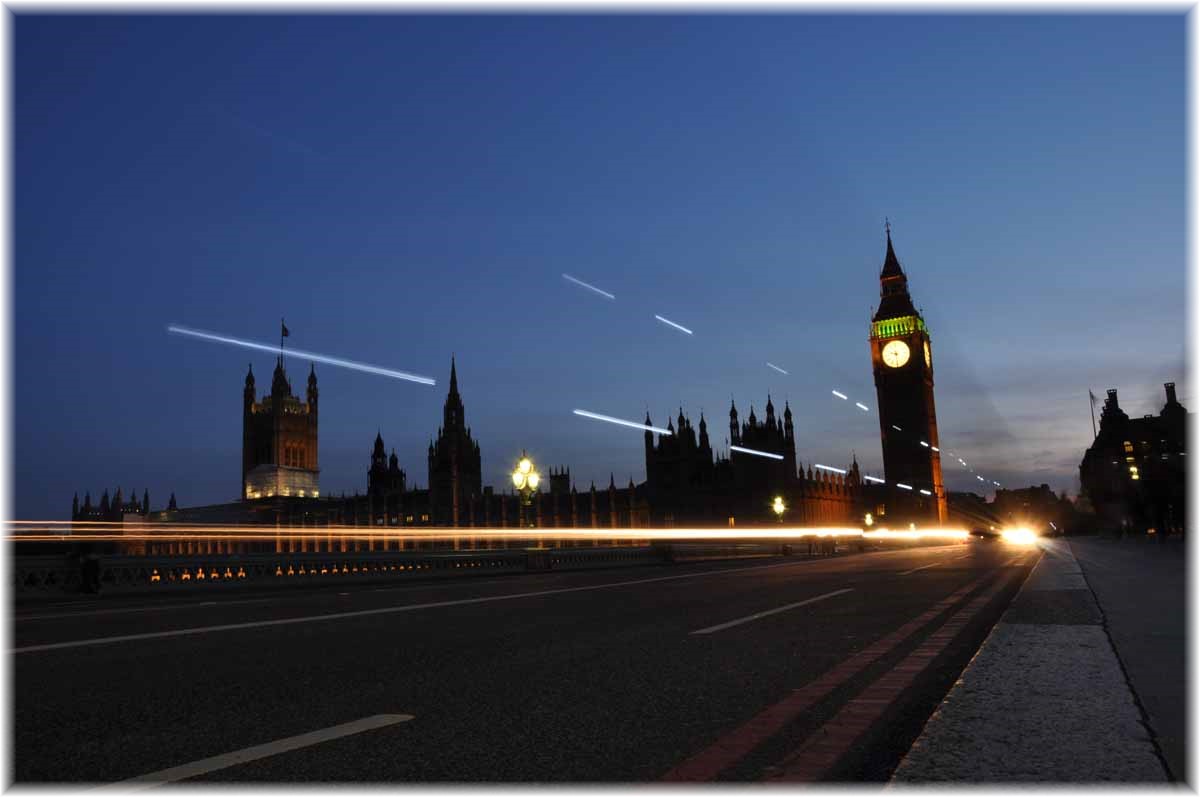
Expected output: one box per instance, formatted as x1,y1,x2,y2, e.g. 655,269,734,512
891,538,1169,783
1069,535,1186,781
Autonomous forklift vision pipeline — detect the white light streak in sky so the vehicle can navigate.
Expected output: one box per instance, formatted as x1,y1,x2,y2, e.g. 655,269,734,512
897,483,913,490
863,475,885,484
920,441,930,448
167,325,436,386
573,409,673,436
814,464,846,475
919,489,932,496
654,315,693,335
766,362,789,375
832,390,848,400
730,445,784,461
561,273,615,300
892,425,903,431
855,402,870,412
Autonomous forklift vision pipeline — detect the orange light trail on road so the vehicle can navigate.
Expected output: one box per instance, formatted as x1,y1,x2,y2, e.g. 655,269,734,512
8,522,971,544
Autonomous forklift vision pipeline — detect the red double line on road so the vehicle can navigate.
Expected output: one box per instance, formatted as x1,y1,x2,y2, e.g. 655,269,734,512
660,571,1000,782
764,558,1031,781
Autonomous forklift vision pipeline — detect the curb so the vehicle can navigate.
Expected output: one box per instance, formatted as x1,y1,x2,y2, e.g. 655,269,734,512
890,539,1168,784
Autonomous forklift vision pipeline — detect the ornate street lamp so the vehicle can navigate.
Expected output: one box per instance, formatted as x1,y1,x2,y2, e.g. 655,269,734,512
511,451,541,528
772,495,786,524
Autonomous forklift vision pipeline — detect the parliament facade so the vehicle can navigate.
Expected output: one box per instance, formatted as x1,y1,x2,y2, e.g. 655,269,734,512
74,229,957,532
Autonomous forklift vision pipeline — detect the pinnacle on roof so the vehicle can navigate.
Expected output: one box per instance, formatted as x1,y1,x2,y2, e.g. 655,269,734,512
881,219,904,279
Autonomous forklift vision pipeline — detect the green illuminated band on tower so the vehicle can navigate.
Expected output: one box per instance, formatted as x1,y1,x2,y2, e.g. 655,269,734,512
871,314,928,340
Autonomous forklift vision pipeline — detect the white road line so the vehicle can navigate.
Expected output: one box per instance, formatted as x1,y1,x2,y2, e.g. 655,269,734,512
900,563,941,576
91,714,413,791
689,588,854,635
13,559,814,654
15,597,278,623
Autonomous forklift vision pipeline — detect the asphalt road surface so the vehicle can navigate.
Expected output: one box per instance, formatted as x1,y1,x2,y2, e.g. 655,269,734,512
13,541,1037,783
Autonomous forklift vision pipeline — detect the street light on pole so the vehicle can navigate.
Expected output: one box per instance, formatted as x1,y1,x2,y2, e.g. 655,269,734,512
772,495,786,524
511,451,541,529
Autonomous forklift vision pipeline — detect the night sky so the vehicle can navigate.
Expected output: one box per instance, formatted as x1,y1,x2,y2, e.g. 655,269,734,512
15,13,1185,520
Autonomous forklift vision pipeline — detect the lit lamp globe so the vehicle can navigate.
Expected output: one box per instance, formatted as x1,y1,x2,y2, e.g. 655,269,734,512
772,496,786,522
527,472,540,490
512,470,527,490
519,458,532,475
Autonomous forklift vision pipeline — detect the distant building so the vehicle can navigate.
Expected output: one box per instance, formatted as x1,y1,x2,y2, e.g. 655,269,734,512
427,358,482,526
72,487,149,523
71,228,964,535
1079,383,1187,535
242,358,319,500
991,484,1075,533
641,399,868,526
869,225,947,524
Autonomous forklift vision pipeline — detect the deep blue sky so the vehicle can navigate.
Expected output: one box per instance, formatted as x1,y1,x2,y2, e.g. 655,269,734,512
15,13,1186,519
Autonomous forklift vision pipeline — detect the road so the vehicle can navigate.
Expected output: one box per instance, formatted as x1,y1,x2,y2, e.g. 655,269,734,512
13,541,1036,783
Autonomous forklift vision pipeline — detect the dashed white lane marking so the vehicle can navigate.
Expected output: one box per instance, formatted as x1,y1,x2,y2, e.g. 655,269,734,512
690,589,854,635
13,558,815,654
91,713,414,791
900,563,941,576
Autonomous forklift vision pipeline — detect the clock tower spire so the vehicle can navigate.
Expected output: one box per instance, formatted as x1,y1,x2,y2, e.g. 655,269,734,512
869,224,947,524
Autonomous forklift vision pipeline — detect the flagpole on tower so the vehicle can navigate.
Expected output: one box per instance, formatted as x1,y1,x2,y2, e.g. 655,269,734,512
1089,389,1098,440
280,318,290,366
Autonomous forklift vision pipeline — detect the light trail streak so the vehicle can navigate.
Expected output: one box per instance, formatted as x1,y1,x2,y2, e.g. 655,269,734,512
561,273,616,300
892,425,902,431
5,525,872,543
855,402,870,412
573,409,673,435
896,483,913,490
863,475,885,484
167,325,435,386
729,445,784,461
919,489,932,496
832,390,848,400
920,441,930,447
863,529,969,541
654,315,693,335
766,362,789,375
8,522,972,545
931,446,939,452
813,464,846,475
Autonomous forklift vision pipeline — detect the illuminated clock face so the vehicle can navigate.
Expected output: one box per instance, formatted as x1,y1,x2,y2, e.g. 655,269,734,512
882,340,910,368
924,340,932,367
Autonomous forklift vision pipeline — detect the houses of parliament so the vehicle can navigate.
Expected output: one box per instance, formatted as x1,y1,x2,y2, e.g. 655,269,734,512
73,229,949,531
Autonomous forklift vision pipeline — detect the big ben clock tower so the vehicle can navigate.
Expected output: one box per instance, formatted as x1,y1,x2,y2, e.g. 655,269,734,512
869,223,947,524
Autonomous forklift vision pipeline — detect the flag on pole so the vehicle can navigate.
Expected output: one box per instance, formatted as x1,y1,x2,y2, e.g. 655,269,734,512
281,320,290,338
